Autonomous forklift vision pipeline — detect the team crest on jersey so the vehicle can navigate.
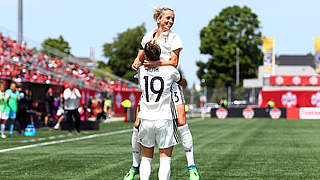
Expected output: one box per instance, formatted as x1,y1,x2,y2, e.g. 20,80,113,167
147,67,159,73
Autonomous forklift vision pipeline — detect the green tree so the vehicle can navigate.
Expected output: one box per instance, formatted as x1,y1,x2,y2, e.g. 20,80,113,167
41,35,72,59
103,24,146,81
197,5,263,88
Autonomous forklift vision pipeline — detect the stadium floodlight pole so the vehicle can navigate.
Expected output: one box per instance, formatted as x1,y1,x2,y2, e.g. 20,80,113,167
18,0,23,45
236,47,240,85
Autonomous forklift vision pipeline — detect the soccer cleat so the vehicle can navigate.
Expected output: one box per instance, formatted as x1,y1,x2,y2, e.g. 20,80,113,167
54,123,60,130
188,165,199,180
123,166,139,180
1,134,6,138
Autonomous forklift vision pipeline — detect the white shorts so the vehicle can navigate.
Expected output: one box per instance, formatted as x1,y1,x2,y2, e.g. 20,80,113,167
138,119,179,149
0,111,8,120
171,83,185,106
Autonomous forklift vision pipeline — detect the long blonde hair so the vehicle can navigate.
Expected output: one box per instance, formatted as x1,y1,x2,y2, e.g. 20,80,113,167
153,7,174,22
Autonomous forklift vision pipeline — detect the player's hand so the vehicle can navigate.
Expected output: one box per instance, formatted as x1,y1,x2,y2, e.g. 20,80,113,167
134,118,140,129
132,59,142,72
144,60,160,69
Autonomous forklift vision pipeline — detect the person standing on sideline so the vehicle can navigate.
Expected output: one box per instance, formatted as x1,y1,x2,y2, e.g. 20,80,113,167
0,81,9,138
44,88,54,127
5,82,20,137
63,82,81,135
103,96,112,120
16,85,31,134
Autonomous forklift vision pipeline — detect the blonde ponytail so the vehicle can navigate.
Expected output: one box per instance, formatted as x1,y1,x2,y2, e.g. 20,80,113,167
152,7,174,22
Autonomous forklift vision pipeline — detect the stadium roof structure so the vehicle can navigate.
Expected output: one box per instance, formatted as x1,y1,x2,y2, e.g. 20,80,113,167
276,55,315,68
73,57,97,69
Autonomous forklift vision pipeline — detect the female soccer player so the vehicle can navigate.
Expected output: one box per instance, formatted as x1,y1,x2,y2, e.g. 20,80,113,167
137,40,186,179
0,81,9,138
124,7,199,180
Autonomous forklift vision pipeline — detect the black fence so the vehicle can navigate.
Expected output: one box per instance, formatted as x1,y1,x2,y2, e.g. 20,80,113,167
211,107,287,119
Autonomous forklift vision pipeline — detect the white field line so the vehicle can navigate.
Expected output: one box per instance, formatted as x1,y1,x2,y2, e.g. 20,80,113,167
0,129,132,153
0,117,204,153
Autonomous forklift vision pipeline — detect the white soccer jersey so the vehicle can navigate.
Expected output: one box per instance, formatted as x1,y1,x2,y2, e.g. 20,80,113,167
141,29,183,62
138,65,182,120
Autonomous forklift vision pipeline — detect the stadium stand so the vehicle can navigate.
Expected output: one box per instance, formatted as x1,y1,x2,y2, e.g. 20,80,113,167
0,32,137,92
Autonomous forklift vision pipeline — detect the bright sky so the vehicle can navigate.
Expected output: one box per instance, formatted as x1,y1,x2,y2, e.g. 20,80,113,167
1,0,320,87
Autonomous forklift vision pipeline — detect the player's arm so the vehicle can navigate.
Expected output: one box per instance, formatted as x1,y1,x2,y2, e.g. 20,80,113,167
144,48,181,69
132,50,145,72
134,105,140,129
178,75,187,87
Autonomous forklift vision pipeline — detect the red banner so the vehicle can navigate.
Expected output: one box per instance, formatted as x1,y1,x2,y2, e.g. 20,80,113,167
270,75,320,86
113,90,142,115
259,90,320,108
78,88,96,107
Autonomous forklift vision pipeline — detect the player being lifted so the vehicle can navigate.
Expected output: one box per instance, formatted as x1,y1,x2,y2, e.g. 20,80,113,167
124,7,199,180
137,40,186,180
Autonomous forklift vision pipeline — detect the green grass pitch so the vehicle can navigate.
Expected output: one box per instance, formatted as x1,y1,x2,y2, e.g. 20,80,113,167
1,118,320,179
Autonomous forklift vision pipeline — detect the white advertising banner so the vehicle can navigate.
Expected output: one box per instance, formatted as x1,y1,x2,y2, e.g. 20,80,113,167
299,107,320,119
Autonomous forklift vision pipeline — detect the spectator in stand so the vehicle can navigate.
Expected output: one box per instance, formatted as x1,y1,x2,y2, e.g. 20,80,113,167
44,88,54,127
63,82,81,135
5,82,20,137
16,84,31,135
0,81,9,138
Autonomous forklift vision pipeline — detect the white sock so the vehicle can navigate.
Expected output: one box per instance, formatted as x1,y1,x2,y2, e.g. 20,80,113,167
1,123,4,135
132,127,141,167
140,157,152,180
178,124,195,167
158,157,171,180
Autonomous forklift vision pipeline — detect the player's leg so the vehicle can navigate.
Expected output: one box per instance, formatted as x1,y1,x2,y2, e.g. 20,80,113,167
0,111,8,138
124,106,141,180
156,120,177,180
54,115,64,129
138,119,155,180
140,146,154,180
1,119,7,138
172,84,199,179
64,110,73,134
158,147,173,180
74,109,81,134
8,111,16,137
